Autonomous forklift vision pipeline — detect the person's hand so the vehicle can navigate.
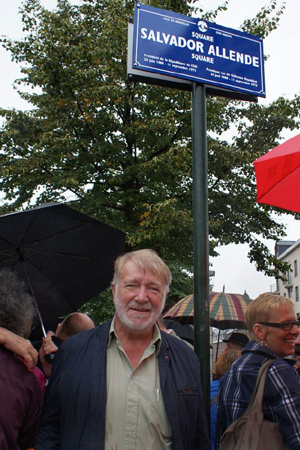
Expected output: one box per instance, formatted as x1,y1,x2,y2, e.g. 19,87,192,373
40,333,58,356
39,332,58,378
0,327,38,371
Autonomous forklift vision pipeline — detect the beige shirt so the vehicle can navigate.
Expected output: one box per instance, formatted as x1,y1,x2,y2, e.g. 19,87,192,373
105,319,172,450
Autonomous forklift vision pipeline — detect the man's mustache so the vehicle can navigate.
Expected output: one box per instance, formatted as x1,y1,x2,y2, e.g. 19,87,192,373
128,301,153,311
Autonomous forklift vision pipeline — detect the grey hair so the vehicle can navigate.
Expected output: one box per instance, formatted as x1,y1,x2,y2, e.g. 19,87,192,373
112,249,172,291
0,269,36,338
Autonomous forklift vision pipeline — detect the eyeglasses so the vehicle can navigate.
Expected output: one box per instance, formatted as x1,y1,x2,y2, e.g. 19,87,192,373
258,320,300,331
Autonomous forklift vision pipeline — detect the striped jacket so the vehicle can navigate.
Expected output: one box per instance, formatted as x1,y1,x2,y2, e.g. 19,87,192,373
216,341,300,449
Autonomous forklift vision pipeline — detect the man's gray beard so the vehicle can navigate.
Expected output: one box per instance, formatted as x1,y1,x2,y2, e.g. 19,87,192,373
114,288,165,332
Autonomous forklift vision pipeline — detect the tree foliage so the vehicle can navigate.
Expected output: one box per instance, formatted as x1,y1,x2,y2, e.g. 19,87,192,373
0,0,298,320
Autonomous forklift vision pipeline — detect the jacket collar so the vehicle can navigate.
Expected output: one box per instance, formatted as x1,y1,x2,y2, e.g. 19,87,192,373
242,340,277,359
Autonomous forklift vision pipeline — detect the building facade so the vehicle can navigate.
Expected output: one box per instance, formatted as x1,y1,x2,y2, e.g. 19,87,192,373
276,240,300,317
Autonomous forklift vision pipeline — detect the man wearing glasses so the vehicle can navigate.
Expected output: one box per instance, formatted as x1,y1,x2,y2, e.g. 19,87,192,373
216,292,300,450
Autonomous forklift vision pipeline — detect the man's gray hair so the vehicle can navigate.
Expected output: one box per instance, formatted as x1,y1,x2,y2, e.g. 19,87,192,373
112,249,172,291
0,269,36,338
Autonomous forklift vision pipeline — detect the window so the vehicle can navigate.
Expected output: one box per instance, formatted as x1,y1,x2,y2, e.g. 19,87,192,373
283,269,293,285
288,286,293,299
294,260,298,277
296,286,299,302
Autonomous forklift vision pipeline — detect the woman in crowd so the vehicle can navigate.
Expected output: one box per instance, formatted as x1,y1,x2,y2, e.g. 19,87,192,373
210,349,241,449
216,293,300,450
0,269,44,450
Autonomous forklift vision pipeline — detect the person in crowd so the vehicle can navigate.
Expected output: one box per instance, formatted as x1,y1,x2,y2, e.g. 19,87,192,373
0,269,44,450
211,332,248,379
35,249,211,450
39,312,95,377
295,333,300,360
0,326,39,371
216,293,300,450
157,314,194,349
222,331,249,351
54,312,95,341
210,349,241,450
293,329,300,368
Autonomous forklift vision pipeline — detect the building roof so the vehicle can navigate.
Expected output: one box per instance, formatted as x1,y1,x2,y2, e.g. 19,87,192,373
277,239,300,259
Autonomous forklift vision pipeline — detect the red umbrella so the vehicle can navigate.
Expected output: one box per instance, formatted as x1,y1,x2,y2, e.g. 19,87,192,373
163,291,252,330
253,133,300,213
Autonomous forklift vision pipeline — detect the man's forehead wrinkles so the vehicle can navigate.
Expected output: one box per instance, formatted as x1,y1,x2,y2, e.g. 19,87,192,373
122,275,162,286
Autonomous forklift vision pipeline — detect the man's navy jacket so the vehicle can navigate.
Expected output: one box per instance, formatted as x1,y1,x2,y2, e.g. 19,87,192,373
35,321,211,450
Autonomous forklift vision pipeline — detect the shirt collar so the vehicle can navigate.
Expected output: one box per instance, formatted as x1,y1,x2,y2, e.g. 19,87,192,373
107,316,162,355
242,340,278,358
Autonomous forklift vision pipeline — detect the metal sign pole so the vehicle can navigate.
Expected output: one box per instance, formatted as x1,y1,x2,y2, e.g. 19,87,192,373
129,3,262,425
192,82,210,424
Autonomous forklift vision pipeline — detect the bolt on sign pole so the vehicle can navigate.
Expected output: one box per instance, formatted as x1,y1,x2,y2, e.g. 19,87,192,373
192,82,210,424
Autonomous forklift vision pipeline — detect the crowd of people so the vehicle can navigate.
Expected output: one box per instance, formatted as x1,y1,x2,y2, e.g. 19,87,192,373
1,249,300,449
0,268,96,450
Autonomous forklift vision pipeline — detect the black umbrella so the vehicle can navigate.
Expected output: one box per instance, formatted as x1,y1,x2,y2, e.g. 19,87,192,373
0,202,126,336
164,319,194,345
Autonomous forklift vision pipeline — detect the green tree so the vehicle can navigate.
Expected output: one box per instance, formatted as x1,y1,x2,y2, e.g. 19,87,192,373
0,0,298,321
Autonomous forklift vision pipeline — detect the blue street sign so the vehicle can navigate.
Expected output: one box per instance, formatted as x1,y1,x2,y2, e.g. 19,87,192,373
133,3,265,98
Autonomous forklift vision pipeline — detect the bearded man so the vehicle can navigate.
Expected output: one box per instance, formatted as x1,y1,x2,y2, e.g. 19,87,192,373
35,249,210,450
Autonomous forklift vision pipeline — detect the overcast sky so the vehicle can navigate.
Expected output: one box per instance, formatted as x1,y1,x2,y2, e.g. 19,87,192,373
1,0,299,298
